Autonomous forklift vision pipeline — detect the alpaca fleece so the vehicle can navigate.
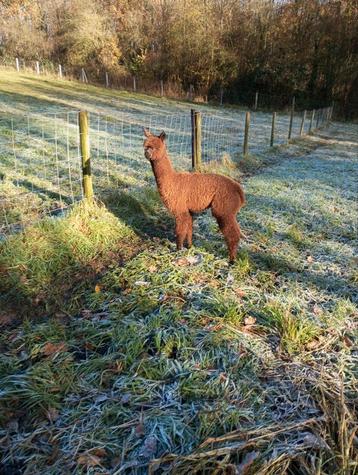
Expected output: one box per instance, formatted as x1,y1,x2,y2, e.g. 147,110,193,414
143,129,245,262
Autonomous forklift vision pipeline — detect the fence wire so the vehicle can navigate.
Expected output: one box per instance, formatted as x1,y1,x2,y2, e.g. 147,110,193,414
0,106,331,238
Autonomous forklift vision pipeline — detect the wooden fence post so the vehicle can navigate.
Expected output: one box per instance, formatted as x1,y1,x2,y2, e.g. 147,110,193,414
81,68,88,83
36,61,40,75
79,111,93,200
316,109,320,128
191,110,202,170
300,110,306,136
243,111,250,156
220,87,224,106
15,58,20,72
270,111,276,147
309,110,315,133
288,96,295,141
160,79,164,97
58,64,63,78
254,91,259,110
105,72,109,88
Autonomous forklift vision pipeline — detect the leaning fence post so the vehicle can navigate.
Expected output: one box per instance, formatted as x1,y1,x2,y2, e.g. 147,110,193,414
58,64,63,78
254,91,259,110
79,111,93,200
191,110,202,170
270,111,276,147
288,96,295,141
243,111,250,156
300,110,306,136
15,57,20,72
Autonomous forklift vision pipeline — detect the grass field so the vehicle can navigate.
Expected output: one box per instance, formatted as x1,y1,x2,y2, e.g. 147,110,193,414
0,71,357,474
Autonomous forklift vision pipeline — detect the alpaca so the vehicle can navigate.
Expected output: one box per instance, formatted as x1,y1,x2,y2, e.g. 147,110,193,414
143,129,245,262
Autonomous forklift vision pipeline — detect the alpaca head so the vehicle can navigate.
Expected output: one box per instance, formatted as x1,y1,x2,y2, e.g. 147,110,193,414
143,128,167,161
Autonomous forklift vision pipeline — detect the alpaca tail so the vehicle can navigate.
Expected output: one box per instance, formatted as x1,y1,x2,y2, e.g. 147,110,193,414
236,182,246,208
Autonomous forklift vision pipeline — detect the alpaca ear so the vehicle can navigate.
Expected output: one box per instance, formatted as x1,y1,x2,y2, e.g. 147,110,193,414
159,131,167,142
144,128,151,137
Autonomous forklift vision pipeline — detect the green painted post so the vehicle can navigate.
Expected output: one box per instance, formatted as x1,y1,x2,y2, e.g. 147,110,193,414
79,111,93,200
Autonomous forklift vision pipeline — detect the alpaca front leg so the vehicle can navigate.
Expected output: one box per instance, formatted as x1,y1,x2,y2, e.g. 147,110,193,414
175,215,187,250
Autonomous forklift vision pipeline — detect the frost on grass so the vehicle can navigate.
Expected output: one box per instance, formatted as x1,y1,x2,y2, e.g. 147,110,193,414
0,91,357,473
0,70,358,474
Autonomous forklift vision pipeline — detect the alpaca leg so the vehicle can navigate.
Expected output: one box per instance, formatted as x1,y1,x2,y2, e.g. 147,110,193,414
185,214,193,248
175,213,190,250
216,215,241,262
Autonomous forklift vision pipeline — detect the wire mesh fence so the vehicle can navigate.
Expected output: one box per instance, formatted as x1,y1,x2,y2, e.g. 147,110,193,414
0,105,332,239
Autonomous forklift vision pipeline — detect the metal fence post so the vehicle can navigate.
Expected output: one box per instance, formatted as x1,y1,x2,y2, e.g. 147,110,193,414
79,111,94,200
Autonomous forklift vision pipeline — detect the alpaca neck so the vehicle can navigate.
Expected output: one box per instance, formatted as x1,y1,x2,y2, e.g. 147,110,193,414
151,152,175,191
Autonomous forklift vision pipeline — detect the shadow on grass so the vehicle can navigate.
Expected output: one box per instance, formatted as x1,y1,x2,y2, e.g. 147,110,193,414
102,188,174,241
0,202,142,321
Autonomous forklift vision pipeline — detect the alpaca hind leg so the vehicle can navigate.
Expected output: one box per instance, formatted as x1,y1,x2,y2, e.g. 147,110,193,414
216,216,241,262
185,214,193,248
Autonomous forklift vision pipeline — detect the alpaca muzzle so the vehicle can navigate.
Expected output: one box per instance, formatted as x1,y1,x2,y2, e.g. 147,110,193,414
144,148,153,160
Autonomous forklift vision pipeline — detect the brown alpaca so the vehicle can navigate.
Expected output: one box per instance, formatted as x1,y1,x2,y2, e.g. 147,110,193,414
143,129,245,262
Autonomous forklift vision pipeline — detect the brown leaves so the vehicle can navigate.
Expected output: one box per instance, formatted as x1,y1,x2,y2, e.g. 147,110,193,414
174,254,203,266
244,316,256,326
42,341,67,356
77,448,106,468
237,451,259,474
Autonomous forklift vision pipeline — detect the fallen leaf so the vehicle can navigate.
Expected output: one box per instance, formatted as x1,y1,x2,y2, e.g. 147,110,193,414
77,453,102,467
237,450,259,474
306,338,322,350
135,423,145,437
174,254,203,266
46,407,59,422
343,335,353,347
42,342,67,356
186,254,203,265
175,257,189,266
134,280,150,286
244,316,256,326
120,393,131,404
141,436,157,458
313,304,323,316
95,284,101,293
148,265,157,273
